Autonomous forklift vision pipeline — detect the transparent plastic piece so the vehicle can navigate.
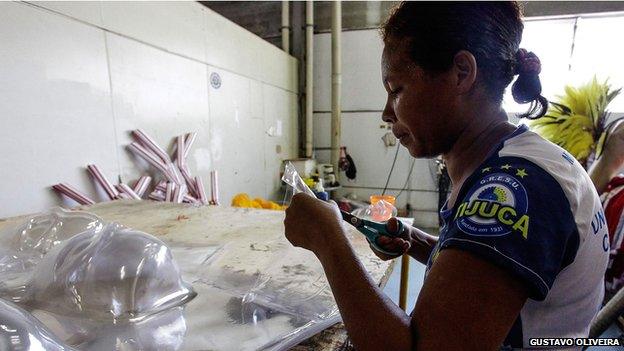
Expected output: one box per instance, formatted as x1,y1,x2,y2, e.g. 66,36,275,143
201,161,341,347
281,161,316,202
24,223,195,322
351,199,398,222
0,298,75,351
0,204,355,350
242,246,337,321
0,208,196,350
32,305,187,351
0,208,104,295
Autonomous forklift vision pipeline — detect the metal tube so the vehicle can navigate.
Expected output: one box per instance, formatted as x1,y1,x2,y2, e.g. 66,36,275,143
330,1,341,175
399,255,410,310
305,0,314,157
281,1,290,53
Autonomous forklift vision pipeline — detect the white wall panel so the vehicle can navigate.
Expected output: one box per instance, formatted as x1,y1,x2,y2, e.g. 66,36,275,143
313,30,386,112
28,1,298,93
204,7,298,93
29,1,103,26
313,33,332,112
0,2,116,216
105,33,211,185
313,112,435,190
101,1,207,63
0,2,299,218
262,84,298,200
208,68,266,204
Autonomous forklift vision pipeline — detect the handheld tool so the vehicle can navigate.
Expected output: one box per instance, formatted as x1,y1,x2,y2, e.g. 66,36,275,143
340,210,404,256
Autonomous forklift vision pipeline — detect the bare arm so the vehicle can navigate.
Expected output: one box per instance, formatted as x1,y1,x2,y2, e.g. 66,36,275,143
413,249,528,350
589,121,624,194
316,225,413,351
284,194,528,351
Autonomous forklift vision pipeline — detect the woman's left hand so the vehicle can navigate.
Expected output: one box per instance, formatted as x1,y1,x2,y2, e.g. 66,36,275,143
283,193,345,255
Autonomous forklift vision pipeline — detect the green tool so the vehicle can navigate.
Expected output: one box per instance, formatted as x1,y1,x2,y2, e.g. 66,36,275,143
340,210,404,256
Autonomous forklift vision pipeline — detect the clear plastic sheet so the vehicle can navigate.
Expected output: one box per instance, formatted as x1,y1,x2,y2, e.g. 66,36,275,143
0,208,104,300
208,162,343,348
0,298,75,351
193,241,340,351
0,208,196,350
25,222,195,322
0,203,351,350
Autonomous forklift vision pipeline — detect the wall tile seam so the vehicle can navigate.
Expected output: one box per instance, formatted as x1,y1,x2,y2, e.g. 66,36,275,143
19,1,299,94
102,32,123,183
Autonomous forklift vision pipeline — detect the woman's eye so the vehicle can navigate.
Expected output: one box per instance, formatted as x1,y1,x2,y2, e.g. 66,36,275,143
390,87,402,96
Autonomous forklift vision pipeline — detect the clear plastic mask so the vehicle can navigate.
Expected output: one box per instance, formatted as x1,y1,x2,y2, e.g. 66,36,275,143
25,223,196,322
0,298,75,351
0,208,196,350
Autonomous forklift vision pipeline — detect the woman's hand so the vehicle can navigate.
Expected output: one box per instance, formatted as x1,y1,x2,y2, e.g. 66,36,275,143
283,193,345,255
372,218,440,264
370,217,412,260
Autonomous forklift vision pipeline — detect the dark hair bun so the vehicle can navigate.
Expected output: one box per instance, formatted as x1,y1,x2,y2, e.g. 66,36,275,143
511,49,548,119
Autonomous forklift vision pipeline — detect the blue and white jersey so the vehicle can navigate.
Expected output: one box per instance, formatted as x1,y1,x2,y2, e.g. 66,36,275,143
426,125,609,349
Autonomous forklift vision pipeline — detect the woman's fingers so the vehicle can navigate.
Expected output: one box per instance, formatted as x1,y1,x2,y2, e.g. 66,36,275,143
374,235,410,259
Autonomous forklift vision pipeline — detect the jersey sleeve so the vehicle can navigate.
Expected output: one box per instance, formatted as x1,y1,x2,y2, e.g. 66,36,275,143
439,157,580,300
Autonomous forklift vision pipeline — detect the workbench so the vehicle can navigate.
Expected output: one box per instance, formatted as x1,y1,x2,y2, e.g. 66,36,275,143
0,200,395,350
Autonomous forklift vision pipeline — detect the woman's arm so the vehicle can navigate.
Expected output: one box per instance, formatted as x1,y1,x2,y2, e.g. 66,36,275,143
315,225,414,350
284,193,528,351
589,121,624,194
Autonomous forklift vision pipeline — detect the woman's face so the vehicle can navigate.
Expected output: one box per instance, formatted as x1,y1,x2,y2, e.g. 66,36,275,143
381,43,465,158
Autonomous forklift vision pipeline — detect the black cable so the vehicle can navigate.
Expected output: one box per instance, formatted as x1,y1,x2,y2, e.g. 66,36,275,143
382,144,400,196
395,158,416,199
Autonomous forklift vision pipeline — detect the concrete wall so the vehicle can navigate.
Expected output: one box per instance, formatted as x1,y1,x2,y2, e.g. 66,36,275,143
0,1,298,218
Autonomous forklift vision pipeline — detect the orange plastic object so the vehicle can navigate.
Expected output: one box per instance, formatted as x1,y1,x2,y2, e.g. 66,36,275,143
369,195,397,222
370,195,396,206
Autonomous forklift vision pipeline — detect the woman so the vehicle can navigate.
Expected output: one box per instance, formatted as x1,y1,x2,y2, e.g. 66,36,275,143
284,2,609,350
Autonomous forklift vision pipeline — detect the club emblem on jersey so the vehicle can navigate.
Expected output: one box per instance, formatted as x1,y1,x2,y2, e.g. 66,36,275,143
455,172,529,239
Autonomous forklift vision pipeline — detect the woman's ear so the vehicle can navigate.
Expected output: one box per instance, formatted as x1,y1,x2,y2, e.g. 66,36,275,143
452,50,478,95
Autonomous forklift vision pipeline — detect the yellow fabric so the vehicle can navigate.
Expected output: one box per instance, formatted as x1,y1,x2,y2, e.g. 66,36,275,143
231,193,286,211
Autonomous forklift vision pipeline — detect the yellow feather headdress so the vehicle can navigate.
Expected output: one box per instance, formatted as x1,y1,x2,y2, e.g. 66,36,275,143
528,77,621,168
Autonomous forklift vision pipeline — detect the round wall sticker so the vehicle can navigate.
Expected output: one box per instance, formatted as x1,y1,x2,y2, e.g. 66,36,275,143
210,72,221,89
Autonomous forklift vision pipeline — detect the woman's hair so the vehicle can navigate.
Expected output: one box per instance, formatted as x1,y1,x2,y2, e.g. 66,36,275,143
381,1,547,119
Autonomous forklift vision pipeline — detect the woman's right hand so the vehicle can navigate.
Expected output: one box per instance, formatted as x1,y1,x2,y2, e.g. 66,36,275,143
370,217,413,260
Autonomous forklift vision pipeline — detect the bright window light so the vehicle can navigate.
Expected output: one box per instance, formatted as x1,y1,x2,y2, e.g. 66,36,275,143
503,18,577,114
570,16,624,112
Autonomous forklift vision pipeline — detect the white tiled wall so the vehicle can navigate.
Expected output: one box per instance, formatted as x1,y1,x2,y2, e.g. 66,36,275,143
313,31,387,112
0,1,298,218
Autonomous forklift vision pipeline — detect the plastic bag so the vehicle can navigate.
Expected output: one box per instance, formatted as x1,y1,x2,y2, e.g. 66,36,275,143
228,161,340,340
242,246,338,321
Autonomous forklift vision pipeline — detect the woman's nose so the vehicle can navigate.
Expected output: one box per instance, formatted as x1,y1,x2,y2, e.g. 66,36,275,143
382,101,396,123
